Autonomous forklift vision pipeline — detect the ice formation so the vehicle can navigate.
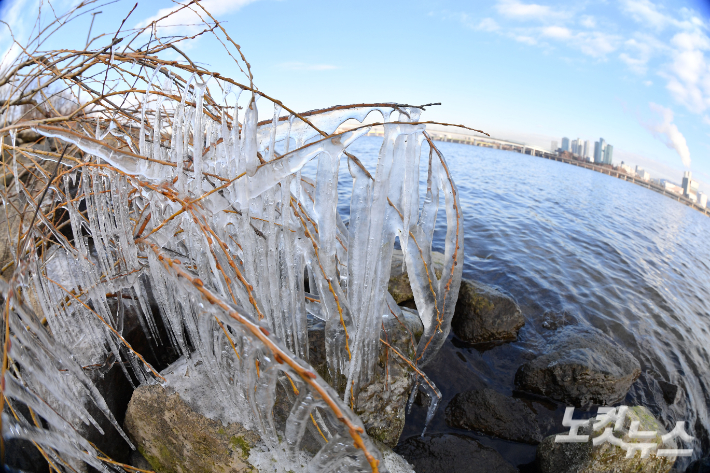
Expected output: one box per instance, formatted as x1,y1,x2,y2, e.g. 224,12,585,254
0,18,464,473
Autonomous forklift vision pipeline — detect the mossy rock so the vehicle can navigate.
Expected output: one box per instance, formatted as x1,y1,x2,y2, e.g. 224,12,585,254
124,384,259,473
537,406,677,473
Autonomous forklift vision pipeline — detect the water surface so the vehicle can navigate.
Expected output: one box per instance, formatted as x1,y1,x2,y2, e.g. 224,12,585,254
327,136,710,468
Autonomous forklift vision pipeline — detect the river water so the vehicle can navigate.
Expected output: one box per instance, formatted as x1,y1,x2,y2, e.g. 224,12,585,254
318,135,710,469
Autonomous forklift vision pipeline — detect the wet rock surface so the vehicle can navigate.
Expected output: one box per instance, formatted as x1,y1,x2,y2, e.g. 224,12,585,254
536,406,676,473
540,310,576,331
515,324,641,406
451,279,525,344
686,456,710,473
445,388,543,444
395,433,519,473
124,383,260,473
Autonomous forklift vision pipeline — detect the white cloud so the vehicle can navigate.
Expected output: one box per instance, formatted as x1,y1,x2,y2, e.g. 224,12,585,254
618,35,666,74
456,13,500,32
641,103,691,167
495,0,566,21
671,31,710,52
576,32,621,58
644,80,653,86
0,0,37,73
278,62,337,71
477,18,500,32
513,35,538,45
137,0,261,36
664,30,710,114
541,26,571,39
580,15,596,28
621,0,670,30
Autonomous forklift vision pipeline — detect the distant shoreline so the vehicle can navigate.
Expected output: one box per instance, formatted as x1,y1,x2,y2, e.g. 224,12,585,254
362,129,710,219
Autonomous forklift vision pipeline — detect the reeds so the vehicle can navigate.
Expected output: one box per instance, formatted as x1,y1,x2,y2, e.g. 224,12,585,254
0,2,474,471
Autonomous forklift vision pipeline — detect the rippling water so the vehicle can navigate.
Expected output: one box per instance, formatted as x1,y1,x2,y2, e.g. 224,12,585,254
314,135,710,468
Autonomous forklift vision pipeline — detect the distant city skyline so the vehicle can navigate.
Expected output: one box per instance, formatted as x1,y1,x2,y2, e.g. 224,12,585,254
1,0,709,193
559,136,614,166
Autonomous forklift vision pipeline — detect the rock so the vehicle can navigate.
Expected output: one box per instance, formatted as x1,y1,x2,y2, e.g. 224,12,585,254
388,250,524,344
686,456,710,472
3,433,49,472
515,325,641,406
657,380,679,405
537,406,676,473
451,280,525,343
395,433,519,473
355,307,424,448
541,310,576,331
307,307,423,448
374,440,415,473
125,354,414,472
124,383,260,473
388,249,444,304
445,388,543,444
128,450,154,470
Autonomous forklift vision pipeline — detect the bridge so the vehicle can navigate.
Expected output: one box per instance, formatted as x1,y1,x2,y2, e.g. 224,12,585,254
352,125,710,217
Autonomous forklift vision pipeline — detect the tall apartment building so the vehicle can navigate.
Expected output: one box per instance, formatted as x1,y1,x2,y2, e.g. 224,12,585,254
603,144,614,165
561,137,570,152
551,140,558,152
593,138,613,165
583,140,591,159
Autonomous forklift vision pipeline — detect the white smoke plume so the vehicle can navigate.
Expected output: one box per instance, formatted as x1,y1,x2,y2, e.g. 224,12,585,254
642,102,691,167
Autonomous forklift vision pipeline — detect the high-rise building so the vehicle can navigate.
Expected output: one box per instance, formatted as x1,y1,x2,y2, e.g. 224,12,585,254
561,137,570,152
584,140,591,159
571,139,578,155
699,192,708,209
682,171,692,195
682,171,699,199
604,144,614,165
594,138,607,164
551,141,558,152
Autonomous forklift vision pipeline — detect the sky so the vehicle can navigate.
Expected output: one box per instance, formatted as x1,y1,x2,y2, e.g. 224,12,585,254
1,0,710,188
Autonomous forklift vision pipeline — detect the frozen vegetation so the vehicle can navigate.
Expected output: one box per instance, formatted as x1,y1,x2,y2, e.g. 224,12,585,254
0,3,472,472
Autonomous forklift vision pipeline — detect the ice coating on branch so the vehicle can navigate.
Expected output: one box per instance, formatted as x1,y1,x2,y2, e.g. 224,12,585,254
6,67,464,471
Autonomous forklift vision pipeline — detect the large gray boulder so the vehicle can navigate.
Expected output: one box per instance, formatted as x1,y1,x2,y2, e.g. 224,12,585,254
445,388,543,444
451,280,525,343
537,406,676,473
395,433,519,473
515,325,641,406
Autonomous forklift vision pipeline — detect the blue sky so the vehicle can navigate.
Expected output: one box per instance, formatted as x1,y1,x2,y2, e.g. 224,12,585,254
1,0,709,188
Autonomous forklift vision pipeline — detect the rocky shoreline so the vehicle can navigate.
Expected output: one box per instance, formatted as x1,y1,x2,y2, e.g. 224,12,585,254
2,228,703,472
387,250,700,473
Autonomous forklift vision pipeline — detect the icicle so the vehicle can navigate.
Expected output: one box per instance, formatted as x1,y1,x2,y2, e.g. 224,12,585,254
243,93,259,177
11,129,19,194
192,77,210,195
